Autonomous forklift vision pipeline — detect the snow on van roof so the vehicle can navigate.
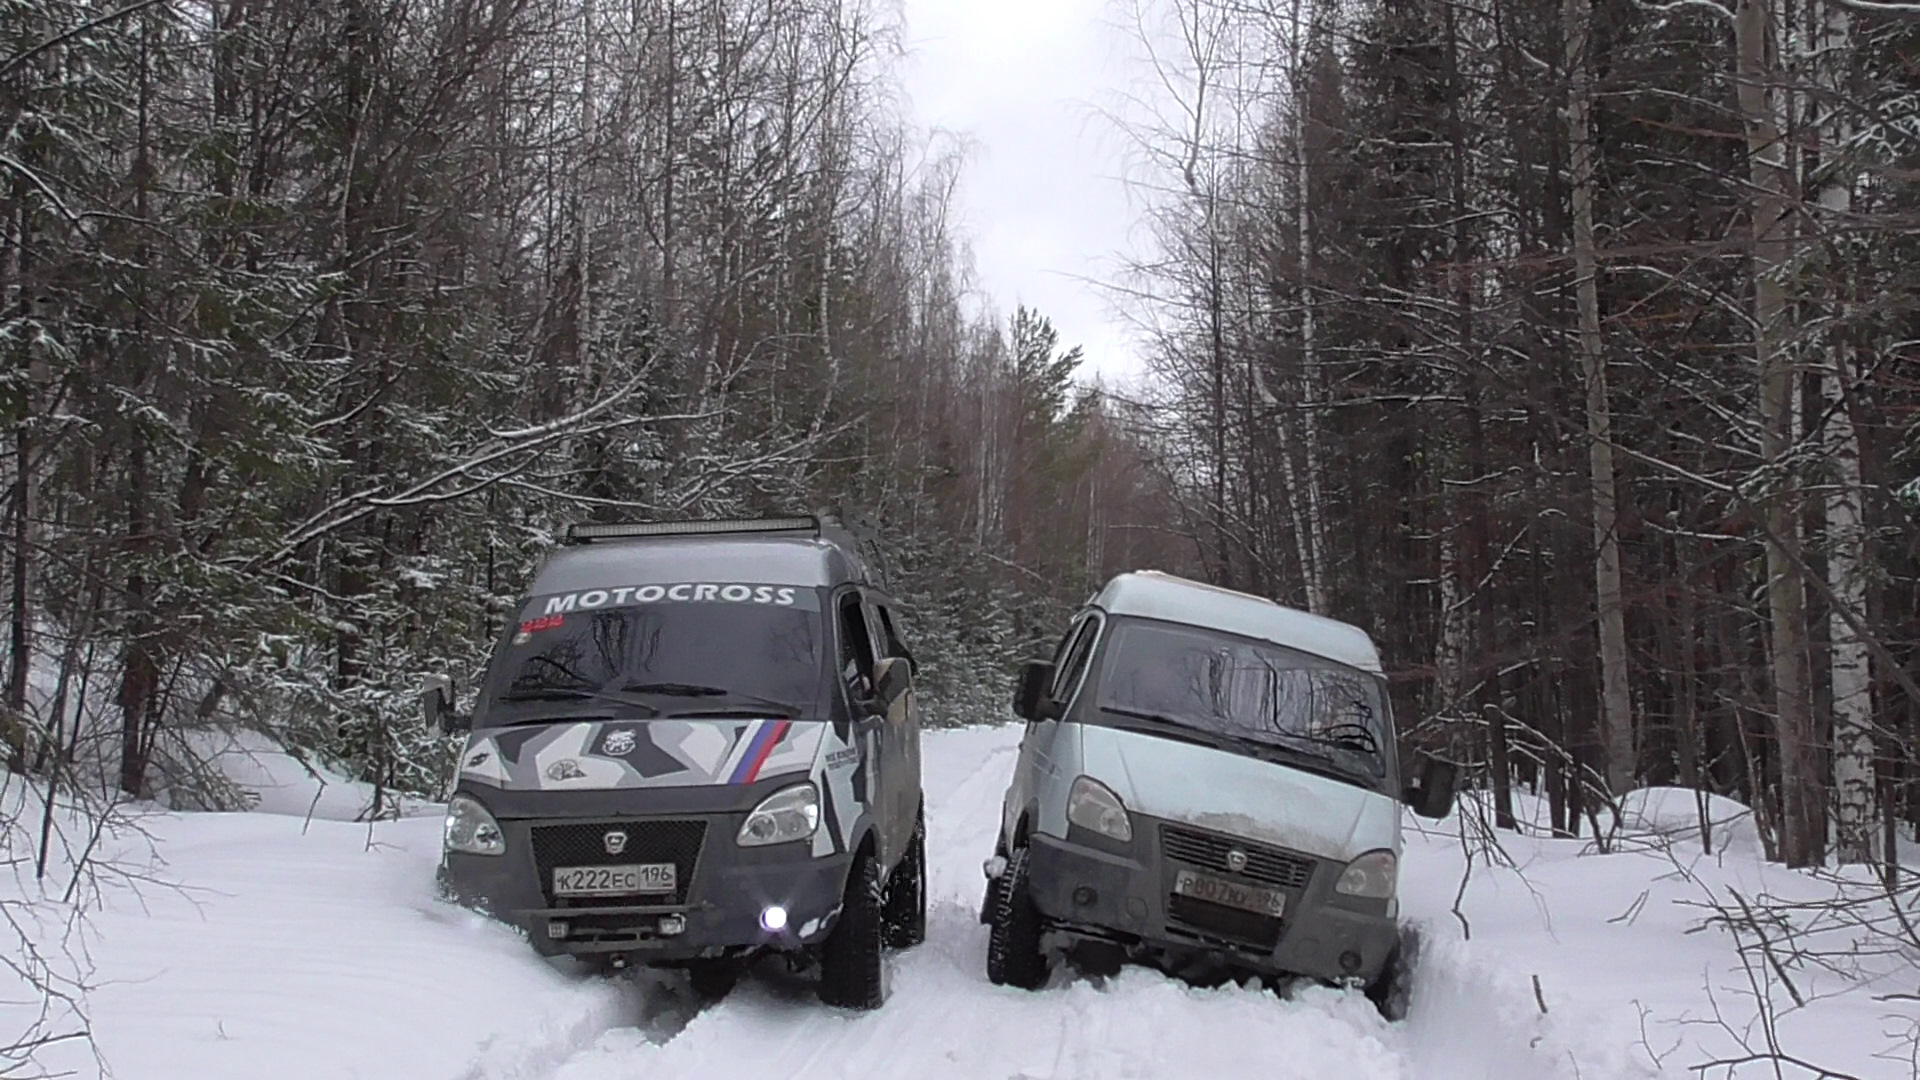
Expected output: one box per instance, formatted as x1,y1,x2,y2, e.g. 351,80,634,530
528,534,860,595
1093,570,1384,674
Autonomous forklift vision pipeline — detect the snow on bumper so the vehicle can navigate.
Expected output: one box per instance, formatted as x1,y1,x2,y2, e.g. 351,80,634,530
1022,819,1398,985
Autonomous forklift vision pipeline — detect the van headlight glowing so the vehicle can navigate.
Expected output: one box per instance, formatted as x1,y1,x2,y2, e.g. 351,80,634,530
1335,850,1397,898
1066,776,1132,843
444,793,506,856
737,783,820,846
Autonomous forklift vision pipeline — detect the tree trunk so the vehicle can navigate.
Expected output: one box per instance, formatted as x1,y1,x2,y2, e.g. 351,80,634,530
1563,0,1635,796
5,392,30,773
1734,0,1820,868
1291,0,1327,614
1826,341,1874,863
1812,0,1875,866
4,206,33,773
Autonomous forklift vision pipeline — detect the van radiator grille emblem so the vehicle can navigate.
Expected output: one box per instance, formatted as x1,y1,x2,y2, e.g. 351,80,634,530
531,819,706,905
1159,825,1315,890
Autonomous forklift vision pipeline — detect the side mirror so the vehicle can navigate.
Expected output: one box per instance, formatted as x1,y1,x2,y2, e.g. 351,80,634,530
1013,660,1056,722
1403,753,1458,820
874,656,910,707
421,674,467,735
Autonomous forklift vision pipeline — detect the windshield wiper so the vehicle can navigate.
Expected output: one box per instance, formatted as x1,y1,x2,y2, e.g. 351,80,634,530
1097,707,1237,752
495,687,661,716
1099,706,1370,785
620,682,800,717
1290,722,1382,756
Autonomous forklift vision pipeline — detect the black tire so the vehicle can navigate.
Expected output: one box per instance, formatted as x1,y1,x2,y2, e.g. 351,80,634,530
985,847,1048,990
818,848,888,1009
979,847,1003,925
883,806,927,949
686,959,739,1001
1366,923,1420,1021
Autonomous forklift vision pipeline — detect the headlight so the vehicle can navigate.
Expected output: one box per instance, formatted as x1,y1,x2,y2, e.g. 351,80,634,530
737,783,820,847
1066,775,1132,842
444,793,505,856
1335,849,1397,898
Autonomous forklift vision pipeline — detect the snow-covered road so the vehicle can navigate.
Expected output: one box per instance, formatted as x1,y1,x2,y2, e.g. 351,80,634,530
22,724,1908,1080
543,726,1412,1080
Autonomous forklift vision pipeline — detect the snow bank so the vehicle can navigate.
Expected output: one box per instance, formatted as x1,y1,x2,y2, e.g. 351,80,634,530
159,727,436,822
1615,786,1763,856
0,724,1905,1080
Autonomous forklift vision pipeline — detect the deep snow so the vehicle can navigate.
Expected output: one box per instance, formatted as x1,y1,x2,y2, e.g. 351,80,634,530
2,725,1914,1079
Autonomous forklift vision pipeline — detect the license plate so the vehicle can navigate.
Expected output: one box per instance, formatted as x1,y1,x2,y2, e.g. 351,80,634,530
552,863,676,897
1173,869,1286,918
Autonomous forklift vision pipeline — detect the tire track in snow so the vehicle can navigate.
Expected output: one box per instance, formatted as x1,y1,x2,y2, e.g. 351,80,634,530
523,727,1412,1080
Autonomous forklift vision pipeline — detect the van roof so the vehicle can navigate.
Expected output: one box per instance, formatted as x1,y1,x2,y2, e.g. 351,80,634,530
527,534,870,597
1092,570,1383,674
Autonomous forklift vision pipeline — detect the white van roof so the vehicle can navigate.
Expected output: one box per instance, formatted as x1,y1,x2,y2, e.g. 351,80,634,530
1091,571,1384,675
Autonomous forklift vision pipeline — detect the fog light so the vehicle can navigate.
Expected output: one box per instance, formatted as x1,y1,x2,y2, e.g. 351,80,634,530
659,914,686,936
760,905,789,932
1072,885,1098,907
1339,950,1362,973
548,921,569,940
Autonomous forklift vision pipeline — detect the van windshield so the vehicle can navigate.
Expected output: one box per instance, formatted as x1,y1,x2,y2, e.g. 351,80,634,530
1094,620,1390,782
485,589,825,718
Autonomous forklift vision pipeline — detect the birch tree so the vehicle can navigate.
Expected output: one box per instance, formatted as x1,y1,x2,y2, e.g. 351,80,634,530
1563,0,1635,796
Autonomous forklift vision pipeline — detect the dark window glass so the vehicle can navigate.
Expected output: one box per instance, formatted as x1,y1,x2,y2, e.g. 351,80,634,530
1051,615,1101,705
492,601,823,712
874,605,913,665
837,593,877,693
1096,620,1389,778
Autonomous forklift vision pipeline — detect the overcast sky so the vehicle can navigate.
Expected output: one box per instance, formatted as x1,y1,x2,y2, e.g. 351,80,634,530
897,0,1151,386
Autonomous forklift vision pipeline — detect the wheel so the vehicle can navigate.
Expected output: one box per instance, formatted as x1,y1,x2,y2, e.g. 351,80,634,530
818,847,888,1009
686,958,739,1000
985,846,1048,990
1366,923,1420,1021
979,847,1003,925
883,806,927,949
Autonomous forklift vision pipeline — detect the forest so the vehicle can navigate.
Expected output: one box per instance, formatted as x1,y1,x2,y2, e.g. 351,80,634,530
2,0,1917,879
1115,0,1919,874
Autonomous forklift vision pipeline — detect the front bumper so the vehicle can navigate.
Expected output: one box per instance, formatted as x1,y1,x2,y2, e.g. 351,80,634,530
439,803,850,962
1020,816,1399,984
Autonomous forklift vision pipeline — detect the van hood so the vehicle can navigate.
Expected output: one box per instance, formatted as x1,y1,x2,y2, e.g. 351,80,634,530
459,718,826,792
1077,725,1399,862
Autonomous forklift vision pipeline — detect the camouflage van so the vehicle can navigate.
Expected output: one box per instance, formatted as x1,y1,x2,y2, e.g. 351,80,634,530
425,515,924,1009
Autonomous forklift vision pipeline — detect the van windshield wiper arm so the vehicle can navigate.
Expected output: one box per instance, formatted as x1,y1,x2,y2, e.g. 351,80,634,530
621,682,800,717
1100,706,1365,783
494,687,661,716
1097,707,1236,751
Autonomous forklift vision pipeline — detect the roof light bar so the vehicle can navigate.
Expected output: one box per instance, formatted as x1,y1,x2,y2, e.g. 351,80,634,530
563,517,820,544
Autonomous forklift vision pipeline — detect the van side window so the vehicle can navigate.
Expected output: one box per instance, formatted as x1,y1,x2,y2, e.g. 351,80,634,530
837,592,878,697
1050,614,1102,710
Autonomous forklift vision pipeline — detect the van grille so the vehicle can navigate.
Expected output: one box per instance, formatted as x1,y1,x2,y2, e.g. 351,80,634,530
1159,825,1315,891
529,819,706,906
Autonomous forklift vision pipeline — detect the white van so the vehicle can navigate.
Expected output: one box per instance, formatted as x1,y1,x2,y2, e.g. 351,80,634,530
980,571,1454,1014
